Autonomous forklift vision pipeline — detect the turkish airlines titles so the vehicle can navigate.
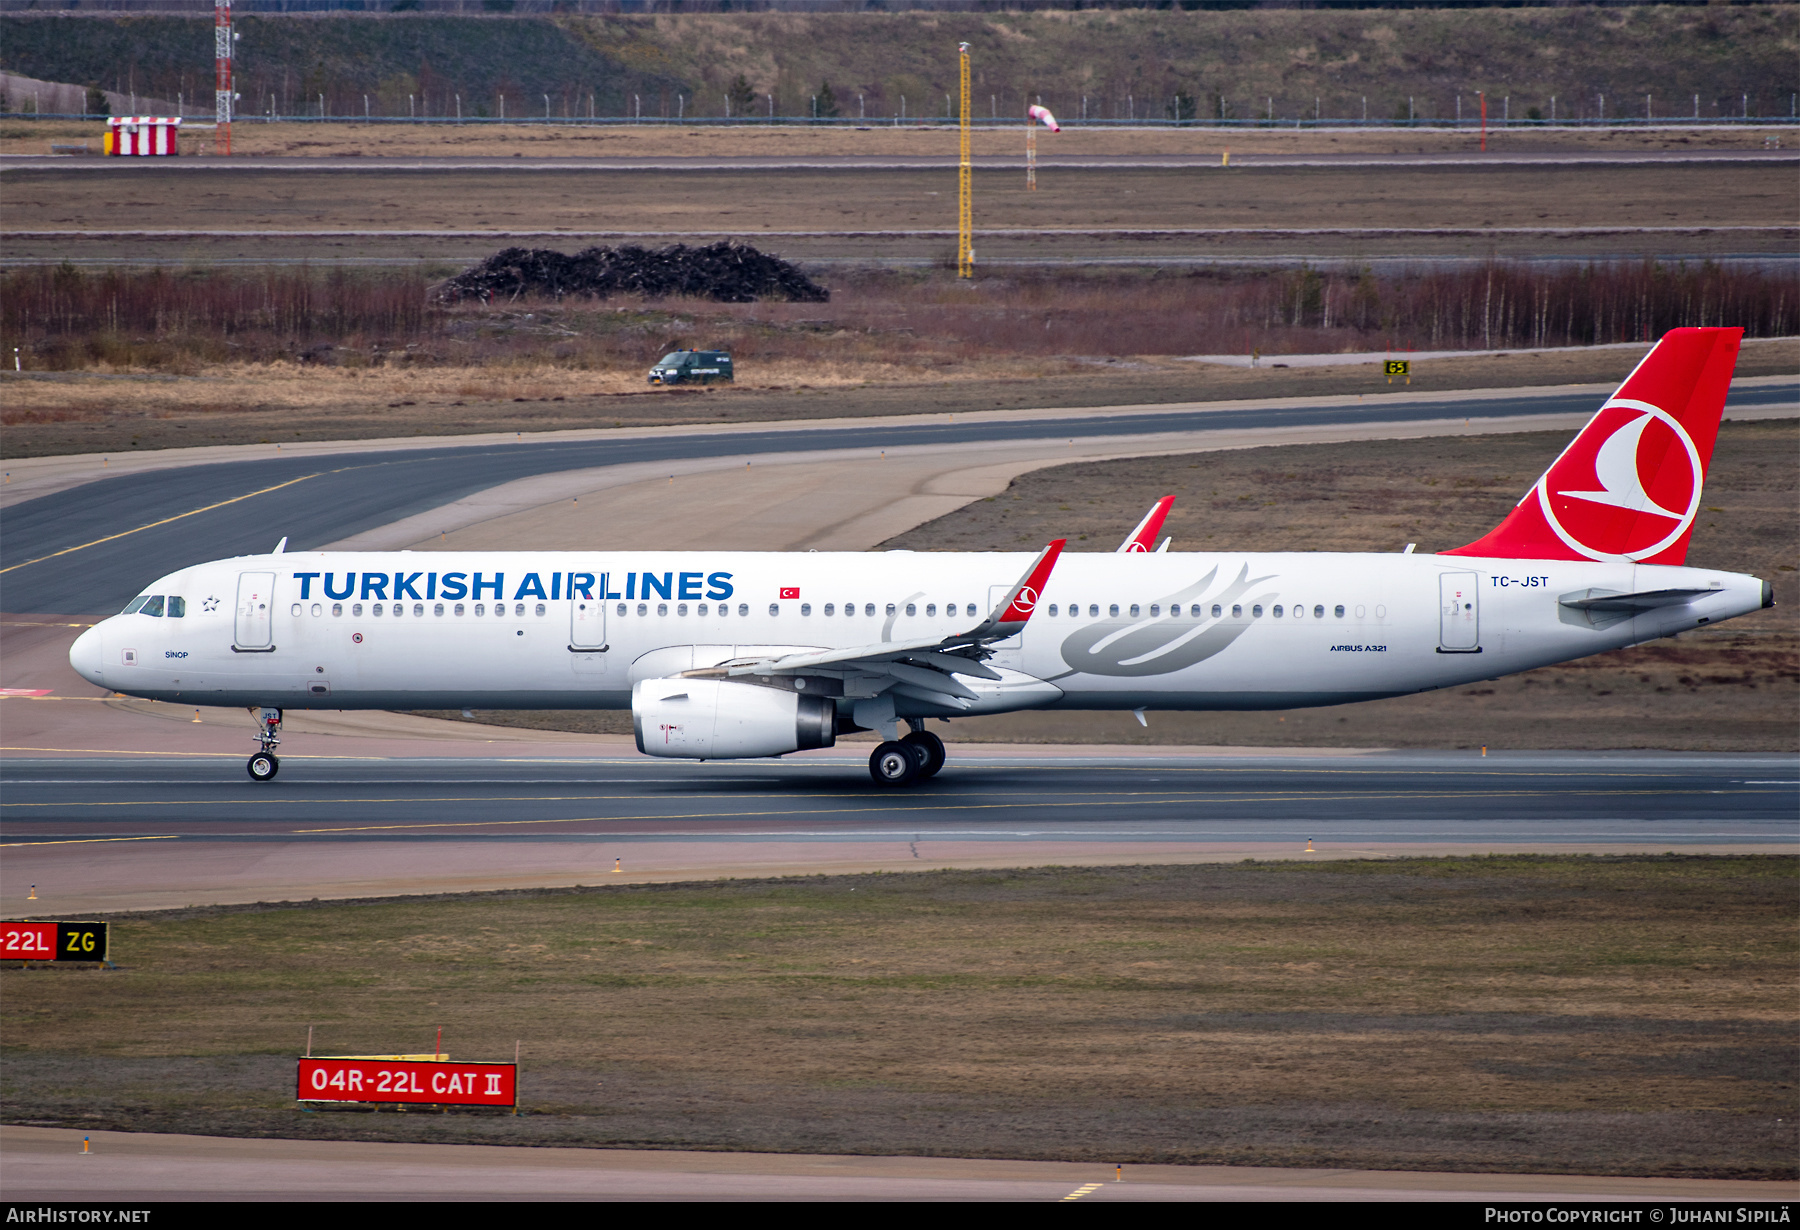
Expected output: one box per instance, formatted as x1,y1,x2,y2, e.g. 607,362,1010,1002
291,569,737,604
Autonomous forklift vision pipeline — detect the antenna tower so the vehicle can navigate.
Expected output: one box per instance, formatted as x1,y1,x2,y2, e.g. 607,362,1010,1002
957,42,973,279
214,0,234,154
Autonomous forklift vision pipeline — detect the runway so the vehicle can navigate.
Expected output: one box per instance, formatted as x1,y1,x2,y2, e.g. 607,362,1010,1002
3,751,1793,915
5,377,1796,614
6,1128,1792,1202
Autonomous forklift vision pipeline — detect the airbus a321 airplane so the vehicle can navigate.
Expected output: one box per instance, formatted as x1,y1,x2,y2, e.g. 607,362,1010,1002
69,327,1772,785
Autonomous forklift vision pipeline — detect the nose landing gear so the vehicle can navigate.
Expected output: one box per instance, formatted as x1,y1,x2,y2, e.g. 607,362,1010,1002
247,706,282,782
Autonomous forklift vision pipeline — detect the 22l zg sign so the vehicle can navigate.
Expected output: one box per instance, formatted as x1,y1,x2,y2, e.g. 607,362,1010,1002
297,1058,517,1107
1,921,108,963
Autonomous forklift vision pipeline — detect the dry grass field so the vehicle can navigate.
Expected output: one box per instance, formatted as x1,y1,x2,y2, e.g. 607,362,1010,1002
4,118,1789,161
437,419,1798,753
7,160,1789,243
2,858,1793,1177
4,341,1793,461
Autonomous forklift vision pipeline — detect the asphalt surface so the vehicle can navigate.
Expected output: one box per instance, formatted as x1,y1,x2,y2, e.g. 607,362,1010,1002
6,379,1797,615
4,753,1795,850
11,1128,1792,1203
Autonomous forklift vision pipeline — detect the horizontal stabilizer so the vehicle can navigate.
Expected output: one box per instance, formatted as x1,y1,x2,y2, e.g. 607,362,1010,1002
1559,587,1717,613
1557,585,1718,630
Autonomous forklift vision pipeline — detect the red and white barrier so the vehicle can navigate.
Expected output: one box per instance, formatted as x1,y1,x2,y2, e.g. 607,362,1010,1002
107,117,181,156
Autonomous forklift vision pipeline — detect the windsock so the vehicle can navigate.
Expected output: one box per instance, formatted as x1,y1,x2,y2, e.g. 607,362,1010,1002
1028,104,1061,132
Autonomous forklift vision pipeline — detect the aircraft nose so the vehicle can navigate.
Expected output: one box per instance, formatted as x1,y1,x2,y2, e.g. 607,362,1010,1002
69,623,106,686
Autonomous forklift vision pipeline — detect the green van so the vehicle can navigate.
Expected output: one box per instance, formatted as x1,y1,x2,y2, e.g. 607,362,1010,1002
647,350,734,386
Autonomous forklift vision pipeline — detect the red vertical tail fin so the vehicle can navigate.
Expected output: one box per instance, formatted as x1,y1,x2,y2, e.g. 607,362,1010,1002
1443,327,1740,564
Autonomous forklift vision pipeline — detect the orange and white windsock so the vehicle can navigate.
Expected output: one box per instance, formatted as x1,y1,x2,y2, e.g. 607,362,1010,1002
1028,104,1061,132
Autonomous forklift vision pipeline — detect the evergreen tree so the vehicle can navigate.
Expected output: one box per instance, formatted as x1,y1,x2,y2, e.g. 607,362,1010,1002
726,74,756,119
816,80,840,120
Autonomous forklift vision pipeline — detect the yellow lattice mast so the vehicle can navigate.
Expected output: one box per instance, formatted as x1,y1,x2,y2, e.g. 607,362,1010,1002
957,42,973,279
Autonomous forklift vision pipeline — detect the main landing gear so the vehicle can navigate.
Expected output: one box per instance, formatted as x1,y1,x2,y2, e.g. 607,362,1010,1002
868,726,947,787
247,707,282,782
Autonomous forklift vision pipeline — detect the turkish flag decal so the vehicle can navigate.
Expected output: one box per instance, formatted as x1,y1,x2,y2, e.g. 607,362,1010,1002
779,587,800,600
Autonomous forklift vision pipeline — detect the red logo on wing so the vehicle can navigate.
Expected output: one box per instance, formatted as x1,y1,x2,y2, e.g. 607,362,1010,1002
1012,586,1038,612
779,587,800,600
1539,401,1702,561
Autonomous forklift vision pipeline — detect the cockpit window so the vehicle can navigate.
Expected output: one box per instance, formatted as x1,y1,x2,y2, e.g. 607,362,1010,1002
122,596,150,614
140,596,165,617
166,596,186,618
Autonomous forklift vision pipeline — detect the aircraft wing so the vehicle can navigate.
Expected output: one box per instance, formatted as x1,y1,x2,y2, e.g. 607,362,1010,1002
1117,496,1174,553
713,540,1066,710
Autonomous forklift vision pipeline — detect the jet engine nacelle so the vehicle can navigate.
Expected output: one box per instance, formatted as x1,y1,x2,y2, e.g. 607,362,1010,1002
632,677,837,759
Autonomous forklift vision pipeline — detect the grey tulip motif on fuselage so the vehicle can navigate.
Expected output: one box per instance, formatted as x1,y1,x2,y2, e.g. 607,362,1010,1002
1048,564,1279,679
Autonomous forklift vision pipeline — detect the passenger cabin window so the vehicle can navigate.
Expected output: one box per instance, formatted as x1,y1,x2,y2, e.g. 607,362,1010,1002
885,604,896,616
514,603,525,617
657,603,668,617
1273,605,1284,618
416,603,426,618
311,604,322,618
677,604,688,617
352,603,364,617
1231,605,1241,618
333,603,344,617
1315,605,1325,619
906,604,916,617
637,603,647,616
291,603,302,617
1088,605,1099,617
1109,604,1120,617
1048,604,1058,617
801,603,812,616
535,603,546,617
1252,605,1264,618
1335,605,1345,618
926,603,937,616
373,604,385,617
824,603,835,616
435,603,445,617
697,604,708,616
768,603,780,616
738,603,749,617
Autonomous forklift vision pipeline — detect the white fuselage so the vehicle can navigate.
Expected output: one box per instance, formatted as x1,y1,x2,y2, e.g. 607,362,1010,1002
70,549,1766,717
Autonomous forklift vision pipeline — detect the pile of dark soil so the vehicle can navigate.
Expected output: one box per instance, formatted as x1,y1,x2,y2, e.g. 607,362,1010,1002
434,241,829,305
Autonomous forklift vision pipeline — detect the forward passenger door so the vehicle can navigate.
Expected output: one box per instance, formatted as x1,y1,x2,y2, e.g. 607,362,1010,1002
234,571,276,651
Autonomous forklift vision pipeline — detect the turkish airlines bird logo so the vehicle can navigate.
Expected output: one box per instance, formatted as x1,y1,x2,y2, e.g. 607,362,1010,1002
1012,586,1038,612
1537,399,1703,562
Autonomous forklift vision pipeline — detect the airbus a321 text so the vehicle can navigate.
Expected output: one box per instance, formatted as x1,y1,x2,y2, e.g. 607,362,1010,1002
70,328,1773,785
